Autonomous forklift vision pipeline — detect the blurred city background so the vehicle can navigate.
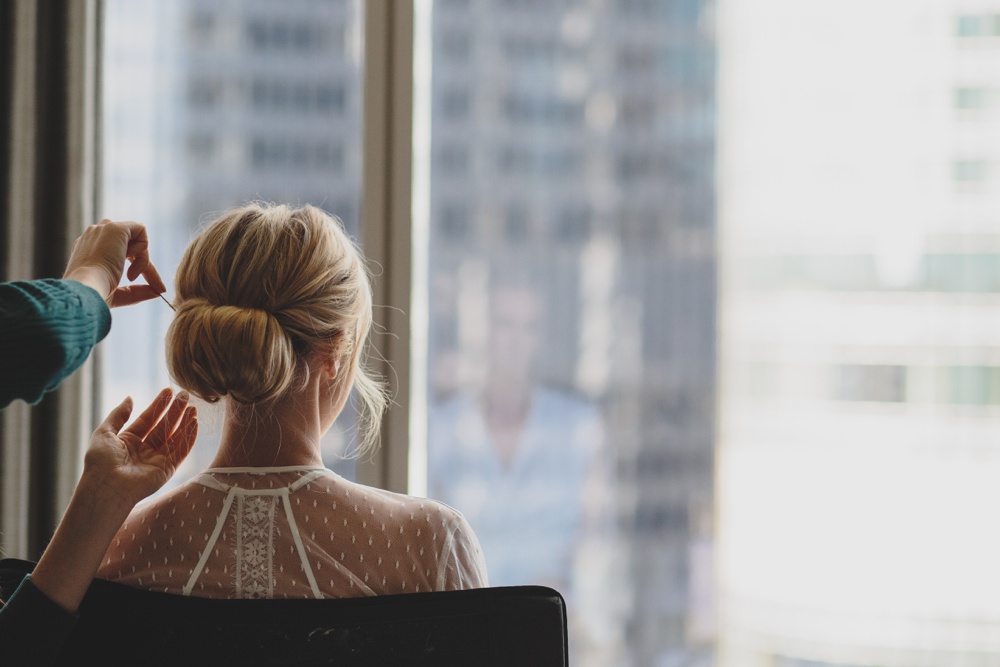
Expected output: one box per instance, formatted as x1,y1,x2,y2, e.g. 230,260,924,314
99,0,1000,665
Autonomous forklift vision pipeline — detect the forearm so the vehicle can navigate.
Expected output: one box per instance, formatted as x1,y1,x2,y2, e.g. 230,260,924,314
30,478,134,613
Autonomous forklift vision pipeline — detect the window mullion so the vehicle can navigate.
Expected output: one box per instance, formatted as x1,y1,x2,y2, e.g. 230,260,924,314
358,0,414,493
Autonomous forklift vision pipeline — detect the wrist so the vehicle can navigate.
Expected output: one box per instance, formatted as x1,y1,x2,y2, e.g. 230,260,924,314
64,267,111,301
73,471,139,519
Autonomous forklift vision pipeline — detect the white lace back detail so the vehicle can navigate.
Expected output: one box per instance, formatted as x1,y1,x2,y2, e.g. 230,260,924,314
236,494,276,598
99,466,488,600
183,469,327,598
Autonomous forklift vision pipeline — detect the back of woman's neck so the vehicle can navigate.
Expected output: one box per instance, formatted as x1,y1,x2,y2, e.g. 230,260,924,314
210,400,324,469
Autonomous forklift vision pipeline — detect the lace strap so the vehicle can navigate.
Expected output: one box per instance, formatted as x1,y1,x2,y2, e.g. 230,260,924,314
203,465,329,474
183,487,237,596
279,492,322,598
288,469,329,492
191,474,229,492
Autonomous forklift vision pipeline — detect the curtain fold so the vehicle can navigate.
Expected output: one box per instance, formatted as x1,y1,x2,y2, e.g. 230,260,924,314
0,0,100,560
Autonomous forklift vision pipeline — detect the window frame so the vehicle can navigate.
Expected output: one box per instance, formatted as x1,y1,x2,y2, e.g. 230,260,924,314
356,0,415,493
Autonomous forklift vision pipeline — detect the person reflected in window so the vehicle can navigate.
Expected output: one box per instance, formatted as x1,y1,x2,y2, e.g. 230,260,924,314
97,203,487,598
428,270,602,597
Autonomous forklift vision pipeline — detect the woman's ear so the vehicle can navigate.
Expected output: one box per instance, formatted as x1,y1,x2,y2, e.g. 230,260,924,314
323,333,346,380
323,356,340,380
308,346,341,381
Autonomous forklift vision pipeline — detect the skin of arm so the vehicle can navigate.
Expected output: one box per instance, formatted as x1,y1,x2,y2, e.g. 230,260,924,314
29,388,197,612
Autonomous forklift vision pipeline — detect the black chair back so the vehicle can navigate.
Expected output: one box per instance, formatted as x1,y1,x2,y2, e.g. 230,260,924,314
0,558,568,666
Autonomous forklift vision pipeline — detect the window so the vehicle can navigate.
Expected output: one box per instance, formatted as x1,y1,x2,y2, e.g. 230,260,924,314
946,366,1000,405
102,0,364,482
956,14,1000,37
73,2,1000,667
954,158,991,182
245,18,330,52
502,93,585,124
955,86,996,109
250,80,347,114
188,79,223,108
419,3,714,664
837,365,907,403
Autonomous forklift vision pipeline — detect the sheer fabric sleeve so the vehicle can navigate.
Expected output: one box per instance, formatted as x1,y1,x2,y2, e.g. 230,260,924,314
437,511,489,591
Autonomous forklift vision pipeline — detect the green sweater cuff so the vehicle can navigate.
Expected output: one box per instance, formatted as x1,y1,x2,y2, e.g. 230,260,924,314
61,279,113,340
0,278,112,408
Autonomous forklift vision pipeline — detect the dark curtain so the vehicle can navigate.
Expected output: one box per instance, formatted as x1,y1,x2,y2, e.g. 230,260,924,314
0,0,100,560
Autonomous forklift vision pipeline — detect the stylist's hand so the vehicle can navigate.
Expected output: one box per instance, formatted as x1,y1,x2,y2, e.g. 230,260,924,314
63,219,167,307
83,388,197,507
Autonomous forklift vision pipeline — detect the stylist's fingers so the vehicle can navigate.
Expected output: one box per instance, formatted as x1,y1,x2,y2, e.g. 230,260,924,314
138,259,166,295
122,388,173,441
121,222,167,293
108,283,161,308
98,396,135,435
146,391,190,450
122,223,149,272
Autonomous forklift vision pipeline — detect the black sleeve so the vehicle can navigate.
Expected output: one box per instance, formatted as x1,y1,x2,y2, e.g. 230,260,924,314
0,575,79,666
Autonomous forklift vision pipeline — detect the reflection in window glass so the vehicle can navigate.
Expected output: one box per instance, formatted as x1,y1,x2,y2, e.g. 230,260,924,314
101,0,364,484
420,2,716,664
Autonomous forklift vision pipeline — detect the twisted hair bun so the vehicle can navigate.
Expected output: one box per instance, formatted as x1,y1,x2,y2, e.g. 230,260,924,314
167,297,297,405
165,203,387,451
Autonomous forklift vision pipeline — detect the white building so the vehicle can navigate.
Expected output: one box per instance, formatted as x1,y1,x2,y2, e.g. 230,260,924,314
718,1,1000,664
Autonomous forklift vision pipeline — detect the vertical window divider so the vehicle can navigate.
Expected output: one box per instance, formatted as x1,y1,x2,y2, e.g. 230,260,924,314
359,0,414,493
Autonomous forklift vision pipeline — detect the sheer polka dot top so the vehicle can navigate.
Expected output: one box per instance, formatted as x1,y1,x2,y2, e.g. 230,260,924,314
97,467,488,599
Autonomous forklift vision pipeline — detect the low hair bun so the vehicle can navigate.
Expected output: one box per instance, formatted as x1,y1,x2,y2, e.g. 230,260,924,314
166,297,298,405
164,203,387,452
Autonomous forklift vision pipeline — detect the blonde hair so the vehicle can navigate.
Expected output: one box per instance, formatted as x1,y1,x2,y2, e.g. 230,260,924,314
166,203,387,452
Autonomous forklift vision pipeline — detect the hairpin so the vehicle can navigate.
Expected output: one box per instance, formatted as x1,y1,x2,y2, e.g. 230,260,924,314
159,292,177,312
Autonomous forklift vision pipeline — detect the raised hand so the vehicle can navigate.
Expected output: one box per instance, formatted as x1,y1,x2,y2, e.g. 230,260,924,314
84,388,198,506
28,389,197,615
63,219,167,308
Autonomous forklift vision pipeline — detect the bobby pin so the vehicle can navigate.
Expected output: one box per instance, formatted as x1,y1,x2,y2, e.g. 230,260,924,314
159,292,177,312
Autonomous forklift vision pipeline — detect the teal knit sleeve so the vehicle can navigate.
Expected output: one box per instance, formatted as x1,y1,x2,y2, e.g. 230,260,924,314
0,279,112,408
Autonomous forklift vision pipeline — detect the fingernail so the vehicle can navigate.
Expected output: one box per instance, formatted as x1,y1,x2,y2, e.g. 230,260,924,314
178,390,190,401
